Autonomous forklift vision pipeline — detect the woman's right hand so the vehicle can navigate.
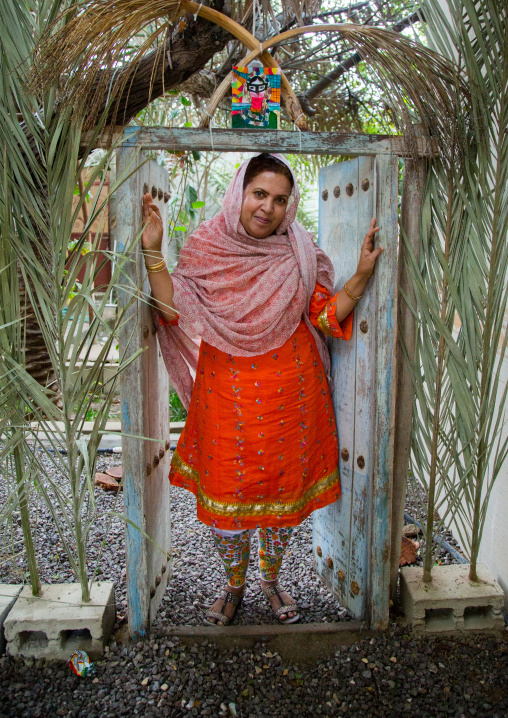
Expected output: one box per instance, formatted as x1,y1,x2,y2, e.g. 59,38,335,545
142,192,164,253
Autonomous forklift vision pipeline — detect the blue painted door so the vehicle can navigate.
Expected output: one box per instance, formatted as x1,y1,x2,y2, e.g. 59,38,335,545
114,148,172,639
313,155,398,630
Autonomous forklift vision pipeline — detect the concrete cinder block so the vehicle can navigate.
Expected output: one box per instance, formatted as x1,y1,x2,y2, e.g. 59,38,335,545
4,582,115,660
400,564,505,634
0,585,23,655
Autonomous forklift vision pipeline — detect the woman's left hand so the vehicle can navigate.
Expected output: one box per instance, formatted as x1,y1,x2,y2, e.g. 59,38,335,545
356,218,384,279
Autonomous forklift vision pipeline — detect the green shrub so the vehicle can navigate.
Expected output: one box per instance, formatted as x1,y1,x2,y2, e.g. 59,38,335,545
169,390,187,423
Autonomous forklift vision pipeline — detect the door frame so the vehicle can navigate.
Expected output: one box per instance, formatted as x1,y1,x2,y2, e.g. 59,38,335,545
106,126,428,635
112,150,173,639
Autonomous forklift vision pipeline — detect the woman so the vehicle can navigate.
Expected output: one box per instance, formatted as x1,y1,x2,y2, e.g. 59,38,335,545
142,153,383,626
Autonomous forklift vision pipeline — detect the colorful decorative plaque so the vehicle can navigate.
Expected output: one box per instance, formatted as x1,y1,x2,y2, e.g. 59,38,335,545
231,64,281,129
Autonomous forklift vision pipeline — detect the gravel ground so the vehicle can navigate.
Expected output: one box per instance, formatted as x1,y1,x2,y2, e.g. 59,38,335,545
1,450,507,717
0,452,129,612
1,450,468,625
155,484,354,627
1,626,507,717
1,451,354,624
403,478,468,568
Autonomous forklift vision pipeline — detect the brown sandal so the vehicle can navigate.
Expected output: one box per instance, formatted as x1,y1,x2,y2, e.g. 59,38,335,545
262,581,300,624
204,588,243,626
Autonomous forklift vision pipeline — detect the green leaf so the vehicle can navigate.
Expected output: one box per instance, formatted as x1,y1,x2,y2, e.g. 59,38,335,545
191,200,205,209
186,185,198,204
174,226,186,232
181,97,191,107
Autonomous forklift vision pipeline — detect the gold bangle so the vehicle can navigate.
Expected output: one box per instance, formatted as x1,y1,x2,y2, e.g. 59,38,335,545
146,263,167,274
146,259,167,273
145,258,165,270
344,280,363,301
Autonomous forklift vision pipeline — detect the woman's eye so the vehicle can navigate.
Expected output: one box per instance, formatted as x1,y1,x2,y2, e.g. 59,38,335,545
276,197,287,205
254,191,264,197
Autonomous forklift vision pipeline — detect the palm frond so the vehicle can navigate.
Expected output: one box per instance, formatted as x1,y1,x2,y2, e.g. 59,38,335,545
407,0,508,581
30,0,467,159
202,21,467,160
1,0,158,600
29,0,308,127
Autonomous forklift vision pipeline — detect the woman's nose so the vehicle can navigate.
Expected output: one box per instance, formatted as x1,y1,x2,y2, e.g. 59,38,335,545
261,196,274,213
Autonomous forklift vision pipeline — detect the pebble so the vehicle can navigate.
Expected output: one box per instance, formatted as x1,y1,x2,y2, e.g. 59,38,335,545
1,452,469,629
0,626,501,718
1,452,507,718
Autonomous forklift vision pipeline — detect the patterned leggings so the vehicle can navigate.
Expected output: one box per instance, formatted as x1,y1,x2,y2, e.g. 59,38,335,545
210,526,294,588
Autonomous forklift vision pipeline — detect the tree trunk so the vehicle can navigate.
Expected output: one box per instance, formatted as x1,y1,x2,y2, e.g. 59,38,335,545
99,4,232,126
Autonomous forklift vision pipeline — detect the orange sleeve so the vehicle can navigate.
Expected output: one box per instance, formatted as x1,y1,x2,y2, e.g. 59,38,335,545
309,282,353,341
158,314,178,327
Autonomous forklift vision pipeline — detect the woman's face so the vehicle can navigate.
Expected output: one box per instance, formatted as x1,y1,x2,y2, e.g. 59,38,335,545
240,171,292,238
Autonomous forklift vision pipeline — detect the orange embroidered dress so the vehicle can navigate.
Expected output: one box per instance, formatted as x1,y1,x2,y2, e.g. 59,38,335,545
168,284,353,530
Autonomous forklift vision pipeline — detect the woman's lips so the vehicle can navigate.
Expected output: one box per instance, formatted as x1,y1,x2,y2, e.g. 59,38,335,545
254,216,270,224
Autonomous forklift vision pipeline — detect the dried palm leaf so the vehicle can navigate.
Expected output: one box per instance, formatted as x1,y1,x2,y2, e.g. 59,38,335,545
29,0,308,129
200,22,467,160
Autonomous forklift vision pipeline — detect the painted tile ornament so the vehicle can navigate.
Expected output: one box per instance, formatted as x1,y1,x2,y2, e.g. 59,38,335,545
232,64,281,129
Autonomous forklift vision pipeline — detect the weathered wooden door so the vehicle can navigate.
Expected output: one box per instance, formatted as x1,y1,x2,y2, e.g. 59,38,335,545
114,148,172,638
313,155,398,630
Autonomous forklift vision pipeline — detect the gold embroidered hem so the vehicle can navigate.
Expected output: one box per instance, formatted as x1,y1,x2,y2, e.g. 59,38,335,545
171,448,340,519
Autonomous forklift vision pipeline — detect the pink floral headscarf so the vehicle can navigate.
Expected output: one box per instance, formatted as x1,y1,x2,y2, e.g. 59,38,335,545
155,153,335,408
